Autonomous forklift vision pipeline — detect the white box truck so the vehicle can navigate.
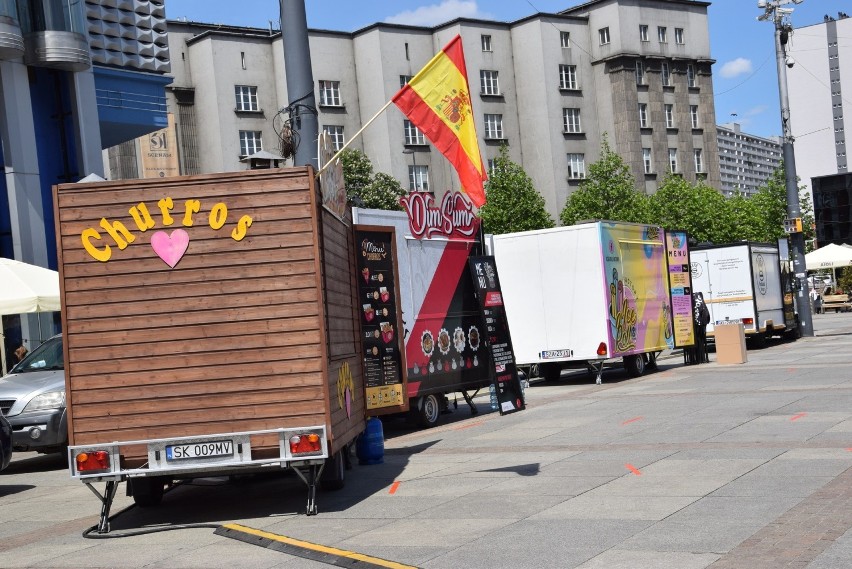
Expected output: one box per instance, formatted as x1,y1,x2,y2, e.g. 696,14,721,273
490,221,674,384
690,241,799,347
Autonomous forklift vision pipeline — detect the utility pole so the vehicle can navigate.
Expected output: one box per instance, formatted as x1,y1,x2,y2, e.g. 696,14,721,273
280,1,318,169
758,0,813,337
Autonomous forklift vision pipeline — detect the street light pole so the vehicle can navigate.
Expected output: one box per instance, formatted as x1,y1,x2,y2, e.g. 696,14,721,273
758,0,813,337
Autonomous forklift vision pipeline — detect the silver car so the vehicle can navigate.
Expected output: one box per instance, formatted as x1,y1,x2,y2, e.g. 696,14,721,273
0,335,66,455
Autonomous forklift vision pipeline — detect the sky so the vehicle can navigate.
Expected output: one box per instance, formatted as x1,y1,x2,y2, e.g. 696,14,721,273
163,0,847,139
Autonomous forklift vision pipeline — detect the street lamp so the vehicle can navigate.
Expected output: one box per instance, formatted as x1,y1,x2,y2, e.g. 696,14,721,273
758,0,814,337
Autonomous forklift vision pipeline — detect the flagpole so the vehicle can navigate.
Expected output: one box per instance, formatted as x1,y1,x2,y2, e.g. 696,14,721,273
316,99,395,177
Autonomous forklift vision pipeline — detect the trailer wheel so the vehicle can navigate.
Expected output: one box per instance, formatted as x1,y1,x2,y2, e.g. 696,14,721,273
624,354,645,378
130,476,165,508
542,363,562,382
320,449,346,491
749,333,768,349
416,394,441,428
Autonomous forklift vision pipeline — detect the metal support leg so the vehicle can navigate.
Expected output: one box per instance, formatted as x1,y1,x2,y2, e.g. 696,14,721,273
85,480,119,534
594,362,605,385
292,463,325,516
462,390,479,415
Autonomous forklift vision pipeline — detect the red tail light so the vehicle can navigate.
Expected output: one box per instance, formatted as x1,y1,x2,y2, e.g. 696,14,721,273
289,433,322,456
597,342,608,356
76,450,111,473
742,318,754,325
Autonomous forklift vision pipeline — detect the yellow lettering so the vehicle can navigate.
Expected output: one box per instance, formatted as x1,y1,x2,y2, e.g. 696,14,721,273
231,215,253,241
128,202,155,232
209,202,227,230
81,228,111,262
157,197,175,226
182,199,201,226
98,218,135,250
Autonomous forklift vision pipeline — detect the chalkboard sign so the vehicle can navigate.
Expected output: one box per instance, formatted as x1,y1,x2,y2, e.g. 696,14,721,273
354,226,408,414
468,255,525,415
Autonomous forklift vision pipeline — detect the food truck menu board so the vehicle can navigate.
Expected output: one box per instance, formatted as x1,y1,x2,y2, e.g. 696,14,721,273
468,255,525,415
354,226,407,413
665,230,696,348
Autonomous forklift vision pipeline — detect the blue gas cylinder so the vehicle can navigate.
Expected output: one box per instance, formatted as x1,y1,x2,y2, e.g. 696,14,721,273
356,417,384,465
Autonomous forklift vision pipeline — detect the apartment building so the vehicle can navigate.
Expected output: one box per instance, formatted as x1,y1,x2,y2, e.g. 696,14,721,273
716,123,782,196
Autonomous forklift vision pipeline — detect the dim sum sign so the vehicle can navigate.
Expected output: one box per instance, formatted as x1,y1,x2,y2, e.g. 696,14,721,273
80,197,253,268
400,191,479,241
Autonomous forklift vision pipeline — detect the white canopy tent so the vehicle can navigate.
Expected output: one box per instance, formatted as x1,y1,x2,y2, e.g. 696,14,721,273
804,243,852,271
0,258,61,374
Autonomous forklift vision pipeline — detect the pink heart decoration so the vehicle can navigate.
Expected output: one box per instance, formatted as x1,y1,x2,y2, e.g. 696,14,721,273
151,229,190,268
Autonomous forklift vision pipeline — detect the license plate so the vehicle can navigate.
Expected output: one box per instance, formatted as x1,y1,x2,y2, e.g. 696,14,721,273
541,349,573,359
166,440,234,461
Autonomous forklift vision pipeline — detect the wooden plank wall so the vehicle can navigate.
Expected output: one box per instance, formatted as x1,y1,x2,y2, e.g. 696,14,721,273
55,169,332,458
319,205,366,450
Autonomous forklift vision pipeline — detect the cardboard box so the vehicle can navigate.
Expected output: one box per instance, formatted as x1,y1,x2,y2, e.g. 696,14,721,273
714,322,747,364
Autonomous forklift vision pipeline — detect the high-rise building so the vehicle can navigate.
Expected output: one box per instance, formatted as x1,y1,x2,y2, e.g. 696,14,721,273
716,123,782,196
113,0,719,221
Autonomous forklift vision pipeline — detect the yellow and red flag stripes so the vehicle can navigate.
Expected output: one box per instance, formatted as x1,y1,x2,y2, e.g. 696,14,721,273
392,35,487,208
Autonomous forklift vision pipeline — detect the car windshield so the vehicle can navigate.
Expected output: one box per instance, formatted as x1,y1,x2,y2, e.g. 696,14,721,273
10,336,64,373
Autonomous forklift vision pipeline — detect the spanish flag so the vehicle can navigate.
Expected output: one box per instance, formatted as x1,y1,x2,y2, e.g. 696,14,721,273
393,35,487,208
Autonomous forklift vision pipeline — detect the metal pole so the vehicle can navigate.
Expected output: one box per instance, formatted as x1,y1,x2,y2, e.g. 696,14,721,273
769,2,813,337
280,1,318,169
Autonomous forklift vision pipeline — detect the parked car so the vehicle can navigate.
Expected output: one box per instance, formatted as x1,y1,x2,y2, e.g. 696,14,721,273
0,334,66,455
0,410,11,471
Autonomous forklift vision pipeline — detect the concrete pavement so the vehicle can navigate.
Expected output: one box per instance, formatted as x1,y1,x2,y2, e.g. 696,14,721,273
2,313,852,568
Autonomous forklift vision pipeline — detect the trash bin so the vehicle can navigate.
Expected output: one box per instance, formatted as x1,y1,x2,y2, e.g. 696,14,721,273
714,322,747,364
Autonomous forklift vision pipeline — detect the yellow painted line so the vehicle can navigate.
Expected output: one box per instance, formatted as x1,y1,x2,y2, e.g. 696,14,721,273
220,523,419,569
706,296,753,304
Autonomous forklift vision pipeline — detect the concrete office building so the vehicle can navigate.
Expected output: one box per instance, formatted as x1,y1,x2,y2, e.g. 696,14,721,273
716,123,782,196
123,0,719,220
787,13,851,197
0,0,171,355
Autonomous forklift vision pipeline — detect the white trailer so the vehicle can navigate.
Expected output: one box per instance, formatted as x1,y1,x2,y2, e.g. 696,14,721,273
690,242,798,347
490,221,674,384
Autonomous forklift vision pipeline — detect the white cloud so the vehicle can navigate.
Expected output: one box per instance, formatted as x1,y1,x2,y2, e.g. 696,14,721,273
720,58,753,79
745,105,767,117
385,1,494,26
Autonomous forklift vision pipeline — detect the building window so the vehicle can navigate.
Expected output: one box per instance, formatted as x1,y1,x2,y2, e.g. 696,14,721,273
675,28,684,44
409,165,430,192
668,148,678,173
561,31,570,48
559,64,578,90
487,158,497,173
403,120,426,145
563,108,581,133
234,85,258,111
239,130,262,157
480,70,500,95
665,104,675,128
323,125,345,151
694,149,704,173
481,34,492,52
690,105,699,128
639,25,649,42
643,148,653,173
399,75,412,88
639,103,648,128
687,64,696,88
318,80,341,106
635,60,645,85
567,153,586,179
658,26,667,43
484,114,504,139
599,27,610,45
661,62,671,87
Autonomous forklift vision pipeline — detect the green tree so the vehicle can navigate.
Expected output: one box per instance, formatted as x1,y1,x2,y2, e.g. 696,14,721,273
559,135,647,226
646,175,734,244
478,146,554,234
339,149,404,211
360,172,406,211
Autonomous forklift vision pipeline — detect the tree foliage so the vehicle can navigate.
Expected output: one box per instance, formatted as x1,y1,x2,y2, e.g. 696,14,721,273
339,149,405,211
478,146,554,234
559,135,647,226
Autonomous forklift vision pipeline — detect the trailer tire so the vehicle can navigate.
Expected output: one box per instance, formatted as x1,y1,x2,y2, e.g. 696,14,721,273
624,354,645,378
130,477,165,508
750,333,768,349
542,363,562,382
416,394,441,429
320,449,346,491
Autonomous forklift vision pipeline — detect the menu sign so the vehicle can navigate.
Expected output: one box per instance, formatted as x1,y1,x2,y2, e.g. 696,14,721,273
665,230,696,348
354,226,408,413
468,256,525,415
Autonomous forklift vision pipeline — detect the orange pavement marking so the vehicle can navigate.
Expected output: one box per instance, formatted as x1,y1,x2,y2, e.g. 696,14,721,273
453,420,484,431
622,416,644,426
388,481,401,495
625,464,642,475
791,413,807,421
